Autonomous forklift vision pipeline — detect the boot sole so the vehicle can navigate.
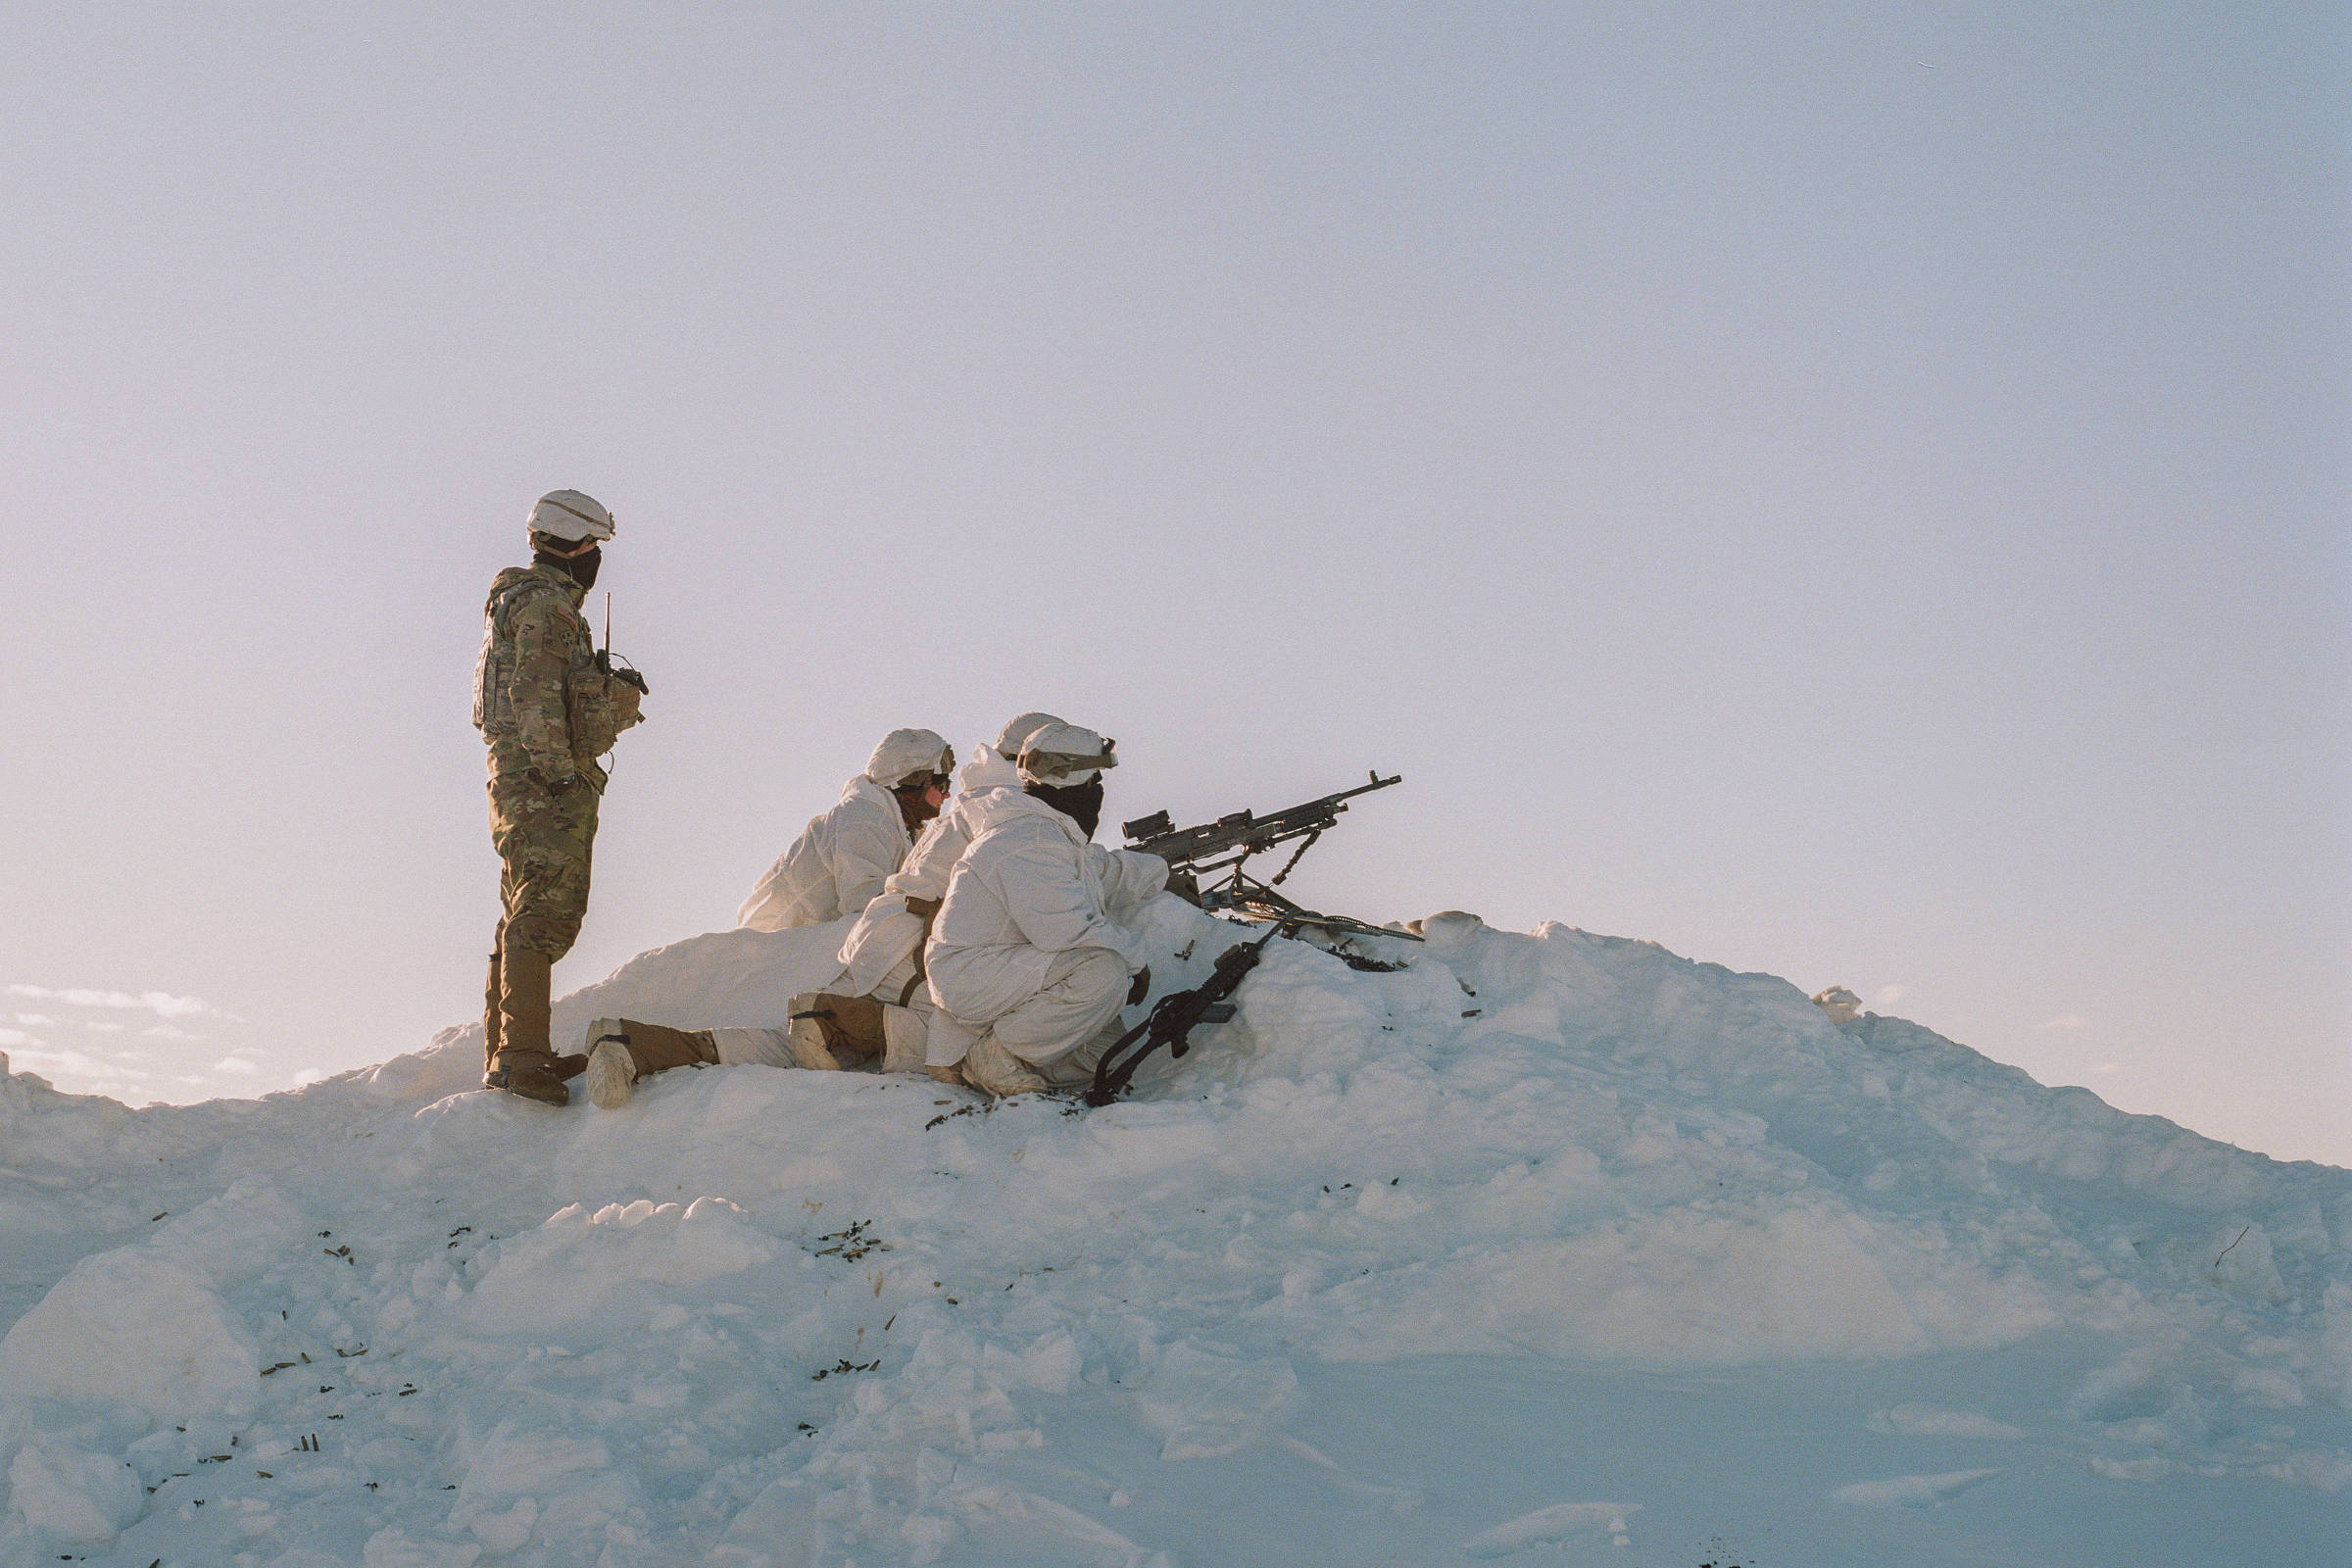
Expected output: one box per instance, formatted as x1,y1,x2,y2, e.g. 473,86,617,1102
585,1041,636,1108
483,1070,571,1106
963,1037,1048,1098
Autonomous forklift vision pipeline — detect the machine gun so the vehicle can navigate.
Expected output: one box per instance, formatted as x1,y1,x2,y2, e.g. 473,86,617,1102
1086,771,1416,1105
1121,771,1403,938
1124,769,1398,879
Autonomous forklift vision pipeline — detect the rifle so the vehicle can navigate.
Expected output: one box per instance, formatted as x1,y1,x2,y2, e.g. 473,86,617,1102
1085,922,1285,1106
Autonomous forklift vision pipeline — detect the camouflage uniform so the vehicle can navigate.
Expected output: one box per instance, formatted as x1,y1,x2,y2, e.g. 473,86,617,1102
474,564,639,1070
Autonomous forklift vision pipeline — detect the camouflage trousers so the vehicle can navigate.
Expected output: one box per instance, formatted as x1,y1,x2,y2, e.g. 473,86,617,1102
487,760,600,961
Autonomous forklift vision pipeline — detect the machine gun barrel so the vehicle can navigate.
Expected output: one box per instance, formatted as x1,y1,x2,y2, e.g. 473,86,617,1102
1121,770,1399,875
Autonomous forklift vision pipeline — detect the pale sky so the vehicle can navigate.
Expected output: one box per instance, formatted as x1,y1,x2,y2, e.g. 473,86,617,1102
5,5,2346,1165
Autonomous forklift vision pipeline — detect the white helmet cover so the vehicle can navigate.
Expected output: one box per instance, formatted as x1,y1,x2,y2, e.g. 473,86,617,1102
993,711,1065,759
528,489,617,543
866,728,955,790
1017,723,1117,786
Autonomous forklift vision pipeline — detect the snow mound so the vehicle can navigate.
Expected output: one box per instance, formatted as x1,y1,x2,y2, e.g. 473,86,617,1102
0,900,2345,1565
1460,1499,1639,1555
0,1177,309,1426
458,1197,777,1333
1831,1468,2002,1509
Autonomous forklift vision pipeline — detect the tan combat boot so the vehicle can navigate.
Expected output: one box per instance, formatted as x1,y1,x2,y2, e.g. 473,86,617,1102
491,1055,573,1104
485,945,586,1085
960,1032,1048,1098
488,949,570,1105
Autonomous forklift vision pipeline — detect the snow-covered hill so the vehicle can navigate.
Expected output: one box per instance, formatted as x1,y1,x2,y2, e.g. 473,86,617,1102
2,901,2345,1566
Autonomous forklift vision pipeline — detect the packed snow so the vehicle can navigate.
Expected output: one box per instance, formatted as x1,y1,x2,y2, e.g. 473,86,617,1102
1,898,2345,1566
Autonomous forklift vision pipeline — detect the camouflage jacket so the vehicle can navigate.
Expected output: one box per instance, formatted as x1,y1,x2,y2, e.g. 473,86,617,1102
473,564,631,787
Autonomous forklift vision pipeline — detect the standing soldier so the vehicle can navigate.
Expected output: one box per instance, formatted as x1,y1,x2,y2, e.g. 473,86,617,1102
473,489,645,1103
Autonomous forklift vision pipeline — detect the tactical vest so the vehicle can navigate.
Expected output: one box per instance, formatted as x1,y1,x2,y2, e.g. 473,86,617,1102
472,571,629,761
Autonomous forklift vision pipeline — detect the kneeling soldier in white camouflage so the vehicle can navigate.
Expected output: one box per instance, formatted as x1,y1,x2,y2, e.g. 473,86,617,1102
836,710,1063,1088
580,727,953,1107
736,727,956,934
923,724,1169,1097
741,725,956,1075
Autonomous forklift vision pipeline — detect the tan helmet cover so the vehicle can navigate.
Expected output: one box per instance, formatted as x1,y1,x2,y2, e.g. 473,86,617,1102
993,711,1066,759
528,489,617,543
1017,723,1118,786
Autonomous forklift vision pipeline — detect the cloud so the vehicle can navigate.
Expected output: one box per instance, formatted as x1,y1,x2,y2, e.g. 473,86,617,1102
8,1039,155,1082
13,1047,117,1078
292,1068,325,1087
8,984,235,1021
2096,1061,2123,1075
142,1024,206,1041
2038,1013,2092,1032
0,1028,40,1048
213,1055,261,1076
13,1013,59,1026
1873,985,1905,1005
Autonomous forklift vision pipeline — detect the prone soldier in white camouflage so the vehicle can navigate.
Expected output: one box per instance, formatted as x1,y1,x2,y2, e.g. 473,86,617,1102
472,489,645,1103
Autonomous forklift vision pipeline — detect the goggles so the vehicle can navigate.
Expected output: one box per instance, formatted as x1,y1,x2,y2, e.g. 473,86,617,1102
893,747,956,795
1019,739,1117,784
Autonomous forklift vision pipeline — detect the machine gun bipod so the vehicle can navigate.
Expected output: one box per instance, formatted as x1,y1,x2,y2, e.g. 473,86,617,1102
1201,882,1414,969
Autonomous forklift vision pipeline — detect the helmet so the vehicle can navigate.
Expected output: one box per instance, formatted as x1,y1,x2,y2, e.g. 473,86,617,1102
866,728,955,790
993,711,1065,759
528,489,617,543
1016,723,1117,786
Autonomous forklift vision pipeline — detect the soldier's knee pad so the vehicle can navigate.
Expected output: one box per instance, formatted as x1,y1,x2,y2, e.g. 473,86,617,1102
502,911,583,961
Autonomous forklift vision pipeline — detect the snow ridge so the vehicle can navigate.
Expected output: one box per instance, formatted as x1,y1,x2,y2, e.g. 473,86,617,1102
0,902,2345,1565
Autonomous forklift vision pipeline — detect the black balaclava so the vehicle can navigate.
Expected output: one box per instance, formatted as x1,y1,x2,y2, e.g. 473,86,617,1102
893,782,945,833
534,542,602,591
1026,777,1104,840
